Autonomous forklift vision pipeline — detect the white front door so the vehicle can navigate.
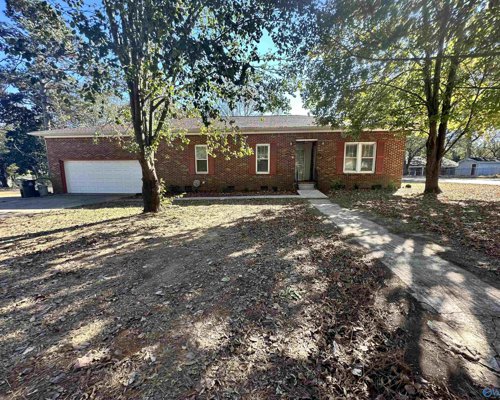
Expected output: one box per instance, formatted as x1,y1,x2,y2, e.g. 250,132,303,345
64,160,142,194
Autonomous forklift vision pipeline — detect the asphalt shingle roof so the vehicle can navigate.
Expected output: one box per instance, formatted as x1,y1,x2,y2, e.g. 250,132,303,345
177,115,318,130
30,115,329,137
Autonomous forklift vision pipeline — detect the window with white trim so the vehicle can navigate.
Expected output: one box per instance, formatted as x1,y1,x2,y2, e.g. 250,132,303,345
344,142,376,173
256,144,270,174
195,145,208,174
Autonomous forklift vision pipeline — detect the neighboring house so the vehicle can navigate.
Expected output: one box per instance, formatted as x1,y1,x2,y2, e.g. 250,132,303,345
407,156,458,176
455,157,500,176
29,116,405,194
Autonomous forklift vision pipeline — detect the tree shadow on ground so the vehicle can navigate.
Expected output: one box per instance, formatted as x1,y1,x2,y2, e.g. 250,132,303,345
0,200,496,399
0,215,135,244
330,188,500,285
321,198,499,396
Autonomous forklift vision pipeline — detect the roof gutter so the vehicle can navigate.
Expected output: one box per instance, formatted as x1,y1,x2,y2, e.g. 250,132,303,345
29,127,394,138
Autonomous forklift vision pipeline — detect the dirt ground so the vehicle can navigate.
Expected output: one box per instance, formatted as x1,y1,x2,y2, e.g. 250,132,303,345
330,183,500,284
0,199,488,399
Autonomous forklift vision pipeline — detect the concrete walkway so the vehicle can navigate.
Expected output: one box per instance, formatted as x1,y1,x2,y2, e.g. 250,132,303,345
297,189,328,199
174,194,300,202
310,198,500,385
174,190,328,202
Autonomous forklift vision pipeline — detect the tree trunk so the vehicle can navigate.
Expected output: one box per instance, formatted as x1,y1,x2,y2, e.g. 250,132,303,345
404,155,415,175
425,55,459,194
127,77,162,213
424,121,441,194
40,83,50,130
0,161,8,188
425,156,441,193
465,137,472,158
139,153,161,213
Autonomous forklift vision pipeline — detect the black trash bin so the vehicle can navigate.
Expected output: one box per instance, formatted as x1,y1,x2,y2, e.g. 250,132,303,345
20,180,39,198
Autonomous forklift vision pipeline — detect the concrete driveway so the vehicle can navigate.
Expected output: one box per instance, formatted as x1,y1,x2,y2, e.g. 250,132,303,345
403,176,500,185
0,194,128,217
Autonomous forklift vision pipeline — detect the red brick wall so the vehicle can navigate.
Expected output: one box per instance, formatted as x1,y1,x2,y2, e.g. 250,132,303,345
45,137,137,193
155,134,296,192
45,132,405,193
314,132,405,191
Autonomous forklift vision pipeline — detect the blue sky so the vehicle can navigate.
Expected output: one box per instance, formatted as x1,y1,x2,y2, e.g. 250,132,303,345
257,31,309,115
0,0,6,21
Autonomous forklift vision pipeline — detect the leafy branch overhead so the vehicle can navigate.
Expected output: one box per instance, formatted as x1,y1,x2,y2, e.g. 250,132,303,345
305,0,499,133
60,0,314,211
0,0,132,179
303,0,499,193
68,0,309,139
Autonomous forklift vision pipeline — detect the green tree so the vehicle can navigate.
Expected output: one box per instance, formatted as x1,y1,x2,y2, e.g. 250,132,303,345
304,0,499,193
218,98,290,117
404,134,427,175
61,0,312,212
478,133,500,159
0,0,130,179
0,89,47,176
2,0,81,130
0,0,78,179
467,131,500,159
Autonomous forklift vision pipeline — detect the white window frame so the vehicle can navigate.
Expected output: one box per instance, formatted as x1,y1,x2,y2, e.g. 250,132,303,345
195,144,209,174
256,144,270,174
343,142,377,174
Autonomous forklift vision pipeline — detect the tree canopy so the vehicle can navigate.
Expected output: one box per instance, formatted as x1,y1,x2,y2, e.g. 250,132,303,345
58,0,313,211
1,0,80,130
0,0,131,181
0,87,47,177
303,0,499,192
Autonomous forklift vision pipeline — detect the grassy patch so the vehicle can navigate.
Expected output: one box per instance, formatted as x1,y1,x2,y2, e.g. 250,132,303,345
0,188,20,198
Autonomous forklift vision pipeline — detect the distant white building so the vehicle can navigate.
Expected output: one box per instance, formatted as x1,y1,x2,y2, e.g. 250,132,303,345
455,158,500,176
407,156,458,176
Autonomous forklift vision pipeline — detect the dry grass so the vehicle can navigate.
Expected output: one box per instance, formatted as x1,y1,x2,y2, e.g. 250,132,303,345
0,199,473,399
397,182,499,202
330,183,500,262
0,188,20,198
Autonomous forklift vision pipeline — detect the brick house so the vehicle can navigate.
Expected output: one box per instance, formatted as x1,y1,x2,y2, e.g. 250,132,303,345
30,115,405,194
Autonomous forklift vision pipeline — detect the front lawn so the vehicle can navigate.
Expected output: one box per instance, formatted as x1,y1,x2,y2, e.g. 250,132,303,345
330,183,500,278
0,199,473,398
0,188,20,198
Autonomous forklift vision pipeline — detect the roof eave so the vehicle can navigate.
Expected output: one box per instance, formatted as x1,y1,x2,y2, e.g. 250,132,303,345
29,126,394,138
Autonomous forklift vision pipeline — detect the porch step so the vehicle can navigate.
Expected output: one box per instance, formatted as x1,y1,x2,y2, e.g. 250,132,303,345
297,189,328,199
298,182,315,190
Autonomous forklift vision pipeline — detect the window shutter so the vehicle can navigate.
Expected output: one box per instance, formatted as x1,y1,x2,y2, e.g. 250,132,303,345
270,143,278,175
208,156,215,175
248,144,256,174
188,144,195,174
336,141,345,173
375,141,385,174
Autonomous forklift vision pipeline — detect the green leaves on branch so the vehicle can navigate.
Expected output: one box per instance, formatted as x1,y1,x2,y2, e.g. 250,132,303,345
303,0,499,143
64,0,314,152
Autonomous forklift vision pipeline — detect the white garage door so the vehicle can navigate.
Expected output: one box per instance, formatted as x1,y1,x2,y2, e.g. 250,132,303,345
65,160,142,194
